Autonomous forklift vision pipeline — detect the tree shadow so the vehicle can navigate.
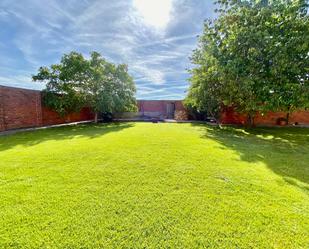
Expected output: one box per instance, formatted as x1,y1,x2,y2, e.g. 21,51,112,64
0,122,134,152
191,123,309,192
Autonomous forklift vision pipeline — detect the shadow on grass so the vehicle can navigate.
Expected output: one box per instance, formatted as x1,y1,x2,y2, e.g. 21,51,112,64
0,122,134,152
191,123,309,192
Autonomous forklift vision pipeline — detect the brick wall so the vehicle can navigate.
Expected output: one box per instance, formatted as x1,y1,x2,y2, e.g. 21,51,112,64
0,86,42,131
42,107,93,126
220,107,247,125
0,85,93,132
137,100,185,118
1,85,308,131
221,106,309,126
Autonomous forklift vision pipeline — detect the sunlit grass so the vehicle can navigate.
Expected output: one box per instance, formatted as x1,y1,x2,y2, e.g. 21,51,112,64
0,123,308,248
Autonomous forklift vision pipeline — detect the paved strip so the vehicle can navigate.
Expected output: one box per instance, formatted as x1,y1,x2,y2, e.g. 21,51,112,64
0,120,93,136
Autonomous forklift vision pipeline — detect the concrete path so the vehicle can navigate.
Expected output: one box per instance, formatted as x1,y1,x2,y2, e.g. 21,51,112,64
0,120,93,136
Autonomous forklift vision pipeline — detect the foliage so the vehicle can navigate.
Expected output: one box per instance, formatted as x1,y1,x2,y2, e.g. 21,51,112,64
183,101,209,121
184,58,222,120
33,51,137,121
186,0,309,125
1,123,309,248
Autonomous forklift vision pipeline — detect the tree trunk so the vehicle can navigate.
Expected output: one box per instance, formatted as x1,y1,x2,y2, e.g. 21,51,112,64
94,112,98,123
286,105,292,125
246,113,255,128
286,112,290,125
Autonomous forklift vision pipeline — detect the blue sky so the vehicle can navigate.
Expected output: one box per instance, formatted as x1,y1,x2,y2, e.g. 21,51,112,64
0,0,215,100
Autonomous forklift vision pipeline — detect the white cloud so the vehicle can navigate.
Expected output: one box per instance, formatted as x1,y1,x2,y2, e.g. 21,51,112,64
131,65,166,85
0,0,215,99
0,75,43,90
133,0,173,30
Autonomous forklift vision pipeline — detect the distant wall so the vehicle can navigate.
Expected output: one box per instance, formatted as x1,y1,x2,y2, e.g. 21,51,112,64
138,100,186,119
0,85,93,132
115,100,187,120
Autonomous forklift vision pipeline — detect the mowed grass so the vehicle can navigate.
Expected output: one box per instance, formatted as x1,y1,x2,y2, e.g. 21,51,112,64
0,123,309,248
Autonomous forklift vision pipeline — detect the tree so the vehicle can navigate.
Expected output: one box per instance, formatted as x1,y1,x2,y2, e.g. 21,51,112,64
186,0,309,126
33,51,137,122
184,54,222,120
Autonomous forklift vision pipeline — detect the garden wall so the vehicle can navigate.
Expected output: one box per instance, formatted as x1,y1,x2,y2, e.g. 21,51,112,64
115,100,188,120
42,107,93,126
138,100,186,119
138,100,185,113
0,86,43,131
221,106,309,126
1,85,309,131
0,85,93,132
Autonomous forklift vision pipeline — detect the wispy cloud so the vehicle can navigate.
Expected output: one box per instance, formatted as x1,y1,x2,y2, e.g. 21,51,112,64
0,75,44,90
0,0,216,99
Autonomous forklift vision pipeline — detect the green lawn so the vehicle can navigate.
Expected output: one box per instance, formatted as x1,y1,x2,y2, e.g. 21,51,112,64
0,123,308,248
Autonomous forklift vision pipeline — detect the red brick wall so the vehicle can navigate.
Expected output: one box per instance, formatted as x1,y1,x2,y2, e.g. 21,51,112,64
174,101,186,112
0,86,93,132
138,100,166,114
220,107,309,126
0,86,42,131
137,100,185,116
42,107,93,126
220,107,247,125
288,110,309,125
1,85,308,130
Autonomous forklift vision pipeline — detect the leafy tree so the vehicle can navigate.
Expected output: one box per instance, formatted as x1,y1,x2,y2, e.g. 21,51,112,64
186,0,309,126
184,56,222,120
33,51,137,122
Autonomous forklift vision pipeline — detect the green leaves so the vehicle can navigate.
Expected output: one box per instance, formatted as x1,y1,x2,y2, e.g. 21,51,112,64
186,0,309,124
33,51,137,118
